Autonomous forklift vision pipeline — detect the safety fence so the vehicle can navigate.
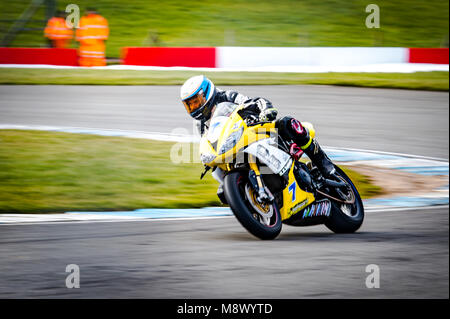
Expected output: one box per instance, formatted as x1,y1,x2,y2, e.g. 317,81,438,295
0,47,78,65
0,47,448,67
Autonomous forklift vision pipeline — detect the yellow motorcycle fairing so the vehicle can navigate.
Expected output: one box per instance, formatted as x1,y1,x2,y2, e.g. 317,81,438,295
279,161,315,221
199,105,277,168
199,104,316,222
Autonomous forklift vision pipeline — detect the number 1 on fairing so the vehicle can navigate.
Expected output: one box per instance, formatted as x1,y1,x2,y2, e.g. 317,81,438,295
288,181,296,202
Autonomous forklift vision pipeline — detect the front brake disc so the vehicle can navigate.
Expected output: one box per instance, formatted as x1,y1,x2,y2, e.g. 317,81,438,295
244,184,274,219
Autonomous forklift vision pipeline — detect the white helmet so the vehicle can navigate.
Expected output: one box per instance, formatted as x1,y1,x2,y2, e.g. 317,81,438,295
180,75,216,121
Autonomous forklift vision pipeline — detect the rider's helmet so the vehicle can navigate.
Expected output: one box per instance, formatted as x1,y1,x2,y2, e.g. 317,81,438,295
180,75,216,121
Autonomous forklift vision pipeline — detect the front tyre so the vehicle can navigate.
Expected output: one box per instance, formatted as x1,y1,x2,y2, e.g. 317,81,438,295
224,171,282,240
324,165,364,233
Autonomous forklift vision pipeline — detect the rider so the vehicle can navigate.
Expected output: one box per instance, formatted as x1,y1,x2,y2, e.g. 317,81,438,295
180,75,336,202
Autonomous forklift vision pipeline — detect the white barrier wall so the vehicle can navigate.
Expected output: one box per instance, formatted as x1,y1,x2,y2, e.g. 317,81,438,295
216,47,408,68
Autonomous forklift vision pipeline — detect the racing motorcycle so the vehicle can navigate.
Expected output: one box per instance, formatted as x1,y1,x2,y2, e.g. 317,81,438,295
199,102,364,240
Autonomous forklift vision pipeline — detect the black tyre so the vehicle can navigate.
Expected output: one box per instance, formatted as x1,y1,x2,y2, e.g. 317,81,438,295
324,165,364,233
224,171,282,240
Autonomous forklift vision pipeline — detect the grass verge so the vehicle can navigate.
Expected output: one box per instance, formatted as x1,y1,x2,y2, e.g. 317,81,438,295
0,130,382,214
0,68,448,91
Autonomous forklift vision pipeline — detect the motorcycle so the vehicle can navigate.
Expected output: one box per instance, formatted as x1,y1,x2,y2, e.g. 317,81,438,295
199,102,364,240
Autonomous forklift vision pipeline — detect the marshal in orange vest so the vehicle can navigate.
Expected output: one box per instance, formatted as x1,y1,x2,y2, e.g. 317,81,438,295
75,10,109,67
44,15,73,49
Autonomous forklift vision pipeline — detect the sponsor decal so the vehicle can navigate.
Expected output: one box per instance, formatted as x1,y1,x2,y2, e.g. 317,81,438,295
288,198,309,217
256,144,282,171
302,200,331,218
279,159,292,176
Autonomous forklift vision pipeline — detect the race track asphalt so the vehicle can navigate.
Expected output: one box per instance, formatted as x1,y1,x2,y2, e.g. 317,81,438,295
0,85,448,298
0,85,448,158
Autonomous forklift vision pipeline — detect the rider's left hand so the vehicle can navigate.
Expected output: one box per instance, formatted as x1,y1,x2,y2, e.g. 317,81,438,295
259,107,278,122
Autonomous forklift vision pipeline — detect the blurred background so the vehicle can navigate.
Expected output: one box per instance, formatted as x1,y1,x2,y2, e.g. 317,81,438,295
1,0,448,59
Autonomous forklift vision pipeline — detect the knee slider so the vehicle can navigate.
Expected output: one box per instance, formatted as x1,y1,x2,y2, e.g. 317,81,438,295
276,116,308,142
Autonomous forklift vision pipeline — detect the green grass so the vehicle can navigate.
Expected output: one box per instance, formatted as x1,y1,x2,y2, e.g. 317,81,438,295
0,130,382,213
0,68,448,91
1,0,448,58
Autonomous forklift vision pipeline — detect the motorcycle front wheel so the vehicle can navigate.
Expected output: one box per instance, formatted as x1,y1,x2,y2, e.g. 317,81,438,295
224,171,282,240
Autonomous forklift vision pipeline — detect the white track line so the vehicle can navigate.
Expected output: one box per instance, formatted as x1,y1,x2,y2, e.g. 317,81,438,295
0,125,448,225
1,124,447,162
0,205,447,226
0,215,234,226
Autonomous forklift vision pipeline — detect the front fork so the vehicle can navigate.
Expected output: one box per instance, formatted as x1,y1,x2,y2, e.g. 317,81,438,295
248,155,274,204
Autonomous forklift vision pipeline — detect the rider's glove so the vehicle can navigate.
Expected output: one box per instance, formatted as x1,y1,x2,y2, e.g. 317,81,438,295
259,107,278,122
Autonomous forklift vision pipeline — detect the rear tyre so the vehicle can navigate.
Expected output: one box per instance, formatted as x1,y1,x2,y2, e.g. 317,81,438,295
224,171,282,240
324,165,364,233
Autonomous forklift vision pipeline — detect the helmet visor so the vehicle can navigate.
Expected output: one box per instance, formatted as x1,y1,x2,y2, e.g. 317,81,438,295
183,92,206,114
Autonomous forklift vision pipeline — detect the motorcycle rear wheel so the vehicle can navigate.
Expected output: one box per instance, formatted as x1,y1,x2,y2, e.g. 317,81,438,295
224,171,282,240
324,165,364,233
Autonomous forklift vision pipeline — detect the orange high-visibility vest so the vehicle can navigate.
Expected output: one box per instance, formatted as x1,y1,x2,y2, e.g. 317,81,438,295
78,43,106,66
75,14,109,45
44,17,73,48
76,13,109,66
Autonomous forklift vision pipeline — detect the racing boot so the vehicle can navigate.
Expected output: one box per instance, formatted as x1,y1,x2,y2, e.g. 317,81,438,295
302,138,336,178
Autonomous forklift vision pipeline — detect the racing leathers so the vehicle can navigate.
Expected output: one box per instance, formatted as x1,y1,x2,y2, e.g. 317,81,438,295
197,88,335,203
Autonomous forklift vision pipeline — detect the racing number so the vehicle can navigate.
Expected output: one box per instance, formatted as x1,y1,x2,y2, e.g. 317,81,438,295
288,181,296,202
